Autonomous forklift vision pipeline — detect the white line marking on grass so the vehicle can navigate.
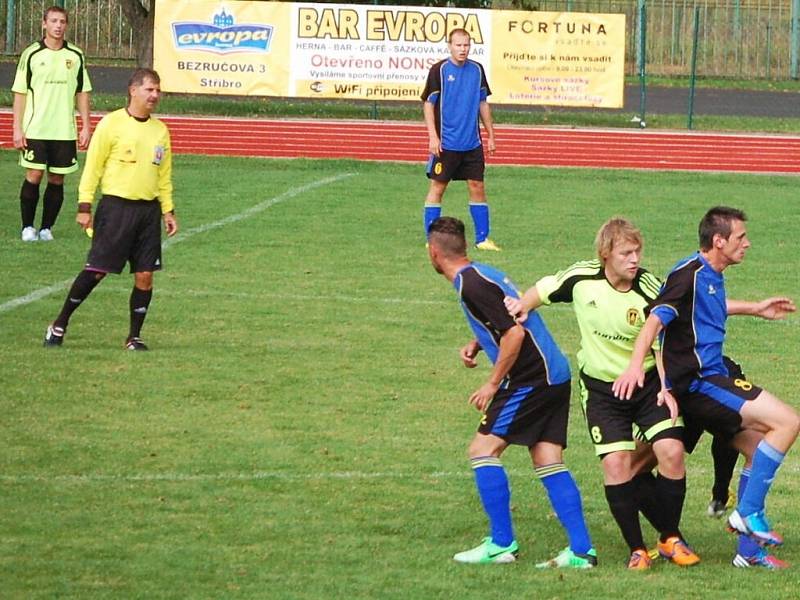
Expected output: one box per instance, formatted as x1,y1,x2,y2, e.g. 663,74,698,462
0,174,356,315
162,172,355,249
9,463,792,485
0,470,471,484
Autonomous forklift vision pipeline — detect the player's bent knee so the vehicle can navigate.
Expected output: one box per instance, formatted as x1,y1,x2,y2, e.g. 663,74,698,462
468,434,506,459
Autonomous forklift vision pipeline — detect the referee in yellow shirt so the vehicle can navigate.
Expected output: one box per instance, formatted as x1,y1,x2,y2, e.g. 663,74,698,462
44,68,178,351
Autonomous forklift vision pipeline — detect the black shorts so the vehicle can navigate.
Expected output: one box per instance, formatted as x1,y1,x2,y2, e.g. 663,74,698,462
679,357,757,452
478,381,570,448
426,147,485,182
19,139,79,174
580,370,683,457
86,195,163,274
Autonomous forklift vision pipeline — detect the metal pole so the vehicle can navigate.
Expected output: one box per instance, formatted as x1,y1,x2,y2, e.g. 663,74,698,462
6,0,16,55
688,6,700,130
766,24,772,79
637,0,647,127
792,0,800,79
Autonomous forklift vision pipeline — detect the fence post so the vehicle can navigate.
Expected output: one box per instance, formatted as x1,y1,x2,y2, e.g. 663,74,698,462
6,0,16,54
637,0,647,127
687,6,700,130
792,0,800,79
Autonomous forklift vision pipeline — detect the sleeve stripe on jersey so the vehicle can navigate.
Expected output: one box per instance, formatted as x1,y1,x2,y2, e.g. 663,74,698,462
639,271,662,297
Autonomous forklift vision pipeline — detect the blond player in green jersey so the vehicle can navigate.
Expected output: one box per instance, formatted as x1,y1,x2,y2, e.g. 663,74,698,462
506,218,699,570
12,5,91,242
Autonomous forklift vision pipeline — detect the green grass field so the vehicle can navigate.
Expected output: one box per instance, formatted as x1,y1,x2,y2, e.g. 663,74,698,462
1,154,799,598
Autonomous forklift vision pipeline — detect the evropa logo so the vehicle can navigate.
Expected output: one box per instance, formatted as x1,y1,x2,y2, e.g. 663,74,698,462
172,8,273,54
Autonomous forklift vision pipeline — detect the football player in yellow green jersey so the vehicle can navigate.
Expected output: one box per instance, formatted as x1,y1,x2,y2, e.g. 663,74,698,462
44,68,177,352
12,6,91,242
506,218,699,569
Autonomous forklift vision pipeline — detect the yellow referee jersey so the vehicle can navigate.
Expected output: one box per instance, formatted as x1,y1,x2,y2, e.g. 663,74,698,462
78,108,173,213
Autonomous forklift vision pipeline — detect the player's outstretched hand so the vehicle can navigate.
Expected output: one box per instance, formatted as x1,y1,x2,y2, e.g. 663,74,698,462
460,340,481,368
503,296,528,323
469,381,499,412
754,297,796,320
612,365,645,400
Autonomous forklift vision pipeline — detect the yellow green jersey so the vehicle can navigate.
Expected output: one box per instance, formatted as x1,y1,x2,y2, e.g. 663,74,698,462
12,40,91,140
78,108,174,214
535,259,661,382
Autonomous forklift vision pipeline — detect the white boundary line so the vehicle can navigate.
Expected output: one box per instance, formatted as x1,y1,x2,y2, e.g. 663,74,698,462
0,173,356,315
3,463,769,485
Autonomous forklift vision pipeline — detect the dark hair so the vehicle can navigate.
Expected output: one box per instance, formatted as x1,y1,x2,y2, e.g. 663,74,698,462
127,68,160,103
428,216,467,257
698,206,747,250
43,6,68,22
448,28,470,43
128,68,160,89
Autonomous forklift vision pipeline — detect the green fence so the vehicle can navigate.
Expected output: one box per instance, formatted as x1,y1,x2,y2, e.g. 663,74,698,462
0,0,797,79
0,0,140,59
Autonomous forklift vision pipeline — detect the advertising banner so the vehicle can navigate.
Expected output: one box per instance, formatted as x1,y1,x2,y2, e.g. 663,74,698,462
153,1,625,108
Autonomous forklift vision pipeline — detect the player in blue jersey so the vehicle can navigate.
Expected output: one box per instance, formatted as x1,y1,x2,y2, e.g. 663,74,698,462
421,29,500,252
428,216,595,567
614,206,799,569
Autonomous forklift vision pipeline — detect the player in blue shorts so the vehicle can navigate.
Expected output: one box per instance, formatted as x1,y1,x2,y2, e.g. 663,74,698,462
428,216,594,567
421,29,500,251
614,206,799,569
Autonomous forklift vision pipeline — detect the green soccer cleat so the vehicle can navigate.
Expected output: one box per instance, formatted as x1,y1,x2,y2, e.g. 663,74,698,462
453,537,519,564
536,546,598,569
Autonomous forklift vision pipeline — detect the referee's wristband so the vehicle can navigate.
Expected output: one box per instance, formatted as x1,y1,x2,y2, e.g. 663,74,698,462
78,202,92,214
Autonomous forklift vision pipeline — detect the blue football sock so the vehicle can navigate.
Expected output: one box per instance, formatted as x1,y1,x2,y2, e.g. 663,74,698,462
536,463,593,554
738,441,784,517
469,202,490,244
471,456,514,547
736,468,760,557
423,204,441,238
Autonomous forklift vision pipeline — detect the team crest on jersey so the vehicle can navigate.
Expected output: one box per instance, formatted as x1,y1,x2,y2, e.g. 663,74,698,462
65,59,73,69
152,145,165,165
447,74,456,81
626,308,640,326
708,284,717,295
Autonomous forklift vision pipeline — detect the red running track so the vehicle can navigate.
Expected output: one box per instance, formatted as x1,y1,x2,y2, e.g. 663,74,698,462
2,110,799,174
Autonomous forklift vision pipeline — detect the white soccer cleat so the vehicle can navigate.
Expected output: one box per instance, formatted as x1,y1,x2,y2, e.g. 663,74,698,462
21,226,38,242
38,228,54,241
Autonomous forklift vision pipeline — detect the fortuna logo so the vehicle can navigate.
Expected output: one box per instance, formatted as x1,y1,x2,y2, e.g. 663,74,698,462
708,284,716,295
172,7,273,54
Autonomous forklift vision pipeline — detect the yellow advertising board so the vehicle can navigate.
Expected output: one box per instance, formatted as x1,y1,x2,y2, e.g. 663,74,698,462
491,11,626,107
153,0,291,96
153,1,625,108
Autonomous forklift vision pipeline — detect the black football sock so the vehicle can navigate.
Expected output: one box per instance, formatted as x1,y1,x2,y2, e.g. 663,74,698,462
129,287,153,339
20,180,40,228
633,471,666,533
656,473,687,542
605,480,646,552
40,183,64,230
711,435,738,503
54,270,105,329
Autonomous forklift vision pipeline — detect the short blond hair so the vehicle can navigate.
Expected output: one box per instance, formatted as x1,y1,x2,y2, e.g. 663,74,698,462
594,217,643,263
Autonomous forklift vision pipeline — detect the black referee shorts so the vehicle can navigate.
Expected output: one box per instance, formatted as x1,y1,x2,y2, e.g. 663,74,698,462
86,195,163,274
